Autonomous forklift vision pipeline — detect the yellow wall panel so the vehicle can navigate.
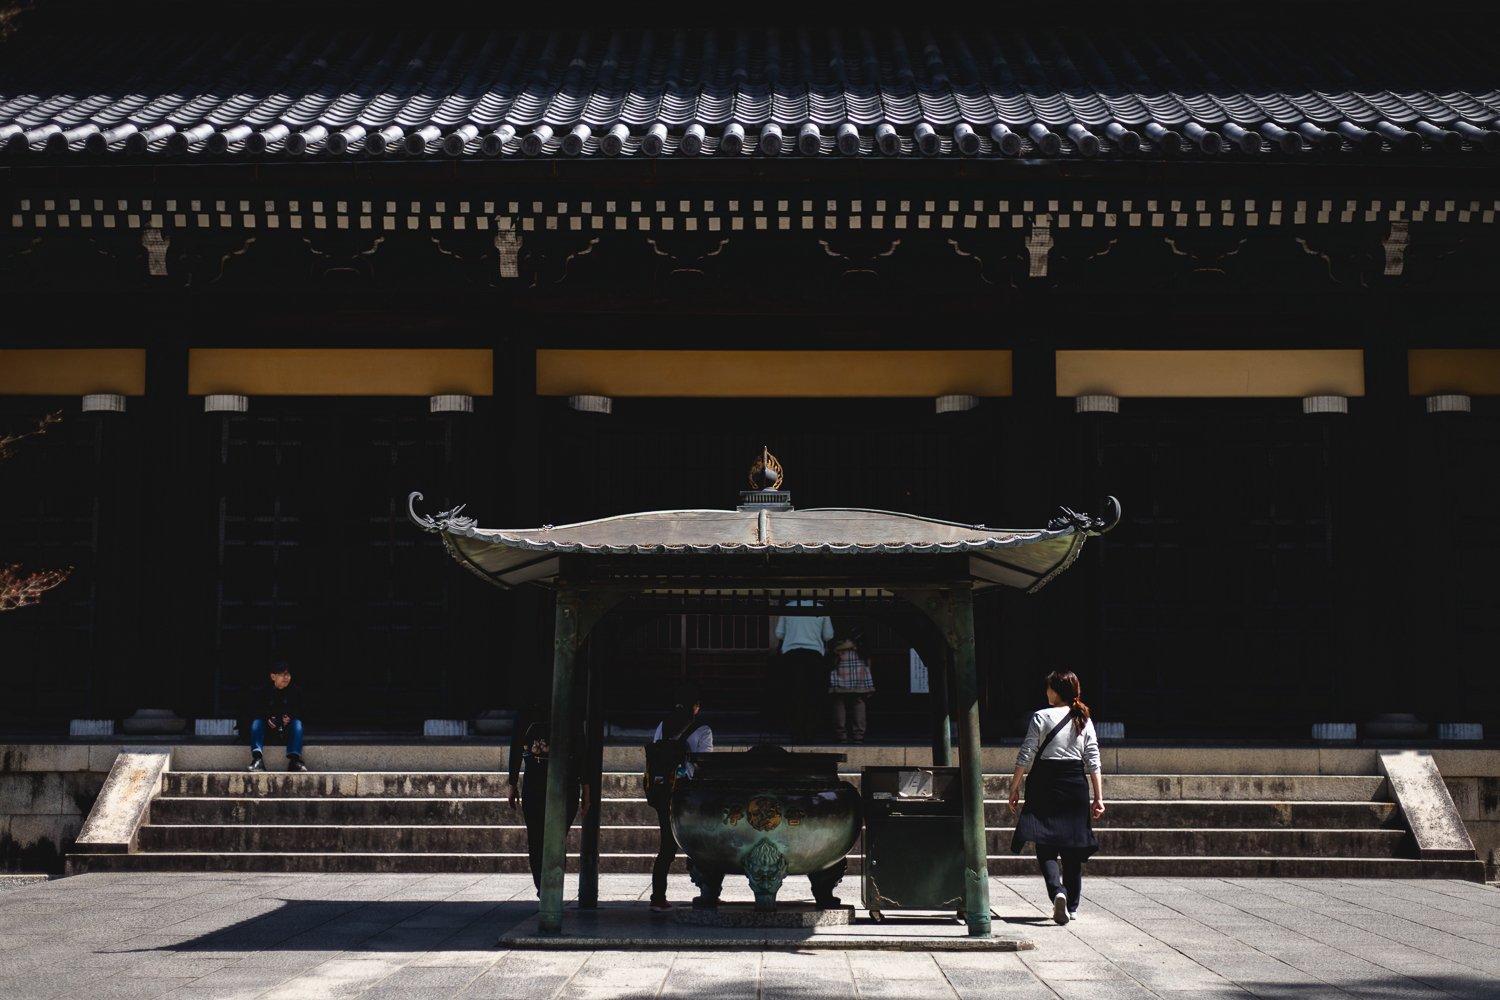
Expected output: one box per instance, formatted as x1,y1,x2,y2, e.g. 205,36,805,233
535,350,1013,397
188,349,493,396
1055,350,1365,398
1408,350,1500,396
0,349,146,395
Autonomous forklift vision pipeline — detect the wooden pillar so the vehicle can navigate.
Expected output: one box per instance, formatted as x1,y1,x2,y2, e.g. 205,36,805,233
1358,342,1412,721
132,338,192,716
949,586,991,937
538,590,580,933
1000,340,1059,733
501,338,541,713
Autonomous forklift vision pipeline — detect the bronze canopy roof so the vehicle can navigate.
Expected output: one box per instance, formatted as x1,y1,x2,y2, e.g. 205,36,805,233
408,494,1118,593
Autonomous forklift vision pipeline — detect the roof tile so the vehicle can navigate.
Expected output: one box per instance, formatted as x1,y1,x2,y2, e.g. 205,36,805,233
2,25,1496,160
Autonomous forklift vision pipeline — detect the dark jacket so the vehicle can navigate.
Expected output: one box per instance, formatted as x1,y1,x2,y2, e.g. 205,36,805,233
507,713,584,792
259,680,302,722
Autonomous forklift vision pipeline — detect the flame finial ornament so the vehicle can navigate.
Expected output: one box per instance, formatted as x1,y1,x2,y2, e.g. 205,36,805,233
748,447,784,491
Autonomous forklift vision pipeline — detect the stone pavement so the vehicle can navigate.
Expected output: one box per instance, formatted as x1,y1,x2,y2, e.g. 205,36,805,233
0,873,1497,1000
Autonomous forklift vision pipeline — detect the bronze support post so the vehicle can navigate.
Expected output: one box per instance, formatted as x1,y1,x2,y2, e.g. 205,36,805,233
930,646,953,767
949,587,991,936
897,584,990,936
537,591,580,934
536,581,626,933
578,639,605,909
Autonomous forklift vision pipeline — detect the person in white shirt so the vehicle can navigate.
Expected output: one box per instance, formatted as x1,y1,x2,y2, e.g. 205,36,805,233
646,686,713,912
1008,670,1105,926
774,600,833,742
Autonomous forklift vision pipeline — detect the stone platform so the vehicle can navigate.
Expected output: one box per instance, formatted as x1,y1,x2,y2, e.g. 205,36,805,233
499,902,1025,951
673,901,855,928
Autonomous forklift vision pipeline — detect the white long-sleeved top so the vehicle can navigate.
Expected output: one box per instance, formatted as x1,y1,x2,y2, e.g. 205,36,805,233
775,614,833,655
652,719,714,778
1014,706,1101,774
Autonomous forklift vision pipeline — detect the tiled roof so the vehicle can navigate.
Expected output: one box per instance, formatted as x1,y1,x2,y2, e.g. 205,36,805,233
2,26,1498,160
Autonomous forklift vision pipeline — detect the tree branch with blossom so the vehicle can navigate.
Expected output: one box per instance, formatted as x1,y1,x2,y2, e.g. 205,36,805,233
0,564,72,611
0,410,62,460
1,411,73,611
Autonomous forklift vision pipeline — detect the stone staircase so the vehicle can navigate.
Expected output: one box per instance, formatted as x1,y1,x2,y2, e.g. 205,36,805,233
66,746,1485,879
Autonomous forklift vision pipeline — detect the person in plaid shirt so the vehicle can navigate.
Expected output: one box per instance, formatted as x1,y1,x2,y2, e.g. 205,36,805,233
828,628,875,743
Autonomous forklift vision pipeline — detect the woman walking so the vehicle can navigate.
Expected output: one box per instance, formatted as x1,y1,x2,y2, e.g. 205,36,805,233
1008,670,1104,925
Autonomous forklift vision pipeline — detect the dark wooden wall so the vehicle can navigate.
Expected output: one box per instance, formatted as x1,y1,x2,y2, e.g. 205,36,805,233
3,387,1498,737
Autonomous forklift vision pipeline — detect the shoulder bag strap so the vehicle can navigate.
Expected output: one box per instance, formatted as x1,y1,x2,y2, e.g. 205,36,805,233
1033,712,1072,761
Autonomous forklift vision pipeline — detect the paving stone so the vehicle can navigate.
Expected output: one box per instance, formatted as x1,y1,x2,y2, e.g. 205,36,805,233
407,950,502,969
355,966,484,994
759,976,857,1000
939,971,1058,1000
119,957,237,979
65,976,202,1000
1020,959,1127,981
845,979,956,999
460,971,573,999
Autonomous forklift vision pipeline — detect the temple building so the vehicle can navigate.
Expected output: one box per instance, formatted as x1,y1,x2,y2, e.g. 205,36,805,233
1,2,1498,744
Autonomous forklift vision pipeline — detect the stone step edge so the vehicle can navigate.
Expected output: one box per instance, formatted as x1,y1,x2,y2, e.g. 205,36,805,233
96,851,1429,860
68,856,1485,883
166,771,1385,778
135,823,1407,833
74,853,1480,873
149,796,1394,806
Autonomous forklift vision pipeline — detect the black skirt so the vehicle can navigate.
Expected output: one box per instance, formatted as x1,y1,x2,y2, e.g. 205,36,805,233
1011,759,1099,856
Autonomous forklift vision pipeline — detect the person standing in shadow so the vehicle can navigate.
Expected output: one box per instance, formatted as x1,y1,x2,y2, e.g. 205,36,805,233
508,701,592,896
828,627,875,744
645,685,712,912
774,600,833,742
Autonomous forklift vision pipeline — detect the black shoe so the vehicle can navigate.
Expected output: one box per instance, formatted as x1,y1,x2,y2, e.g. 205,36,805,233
287,756,308,773
814,896,841,909
248,756,265,772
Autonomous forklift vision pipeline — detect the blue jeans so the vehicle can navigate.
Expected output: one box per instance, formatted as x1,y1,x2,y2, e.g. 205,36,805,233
250,718,304,757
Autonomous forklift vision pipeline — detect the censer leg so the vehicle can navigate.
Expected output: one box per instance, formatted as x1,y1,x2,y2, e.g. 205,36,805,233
689,861,723,909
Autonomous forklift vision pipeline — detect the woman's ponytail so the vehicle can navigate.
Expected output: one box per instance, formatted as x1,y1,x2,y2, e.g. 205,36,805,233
1069,694,1091,735
1047,671,1091,735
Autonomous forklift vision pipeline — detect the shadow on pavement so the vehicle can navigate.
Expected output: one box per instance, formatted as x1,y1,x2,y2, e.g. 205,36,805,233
106,899,538,953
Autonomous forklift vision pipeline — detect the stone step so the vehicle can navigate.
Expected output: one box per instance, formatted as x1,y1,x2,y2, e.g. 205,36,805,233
161,771,1390,803
168,744,1391,776
65,852,1486,880
611,772,1388,802
147,796,1401,830
1084,775,1388,802
135,822,1409,858
161,772,513,798
139,824,595,854
600,773,1388,801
